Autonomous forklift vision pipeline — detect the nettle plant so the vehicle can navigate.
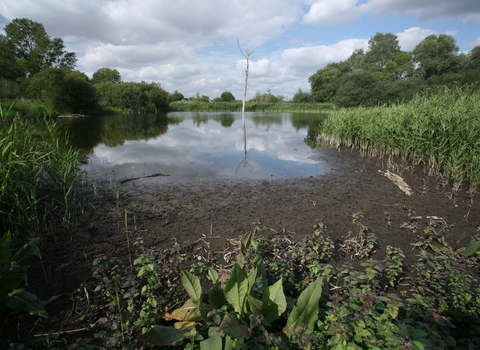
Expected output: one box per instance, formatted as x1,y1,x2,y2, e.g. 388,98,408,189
139,230,324,349
0,231,55,317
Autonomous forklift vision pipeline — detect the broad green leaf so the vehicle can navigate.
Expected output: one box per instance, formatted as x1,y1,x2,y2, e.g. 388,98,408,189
207,267,219,284
139,325,192,346
0,272,26,293
463,240,480,256
246,294,263,315
236,252,245,268
261,278,286,324
223,335,236,350
411,339,425,350
445,336,456,347
171,298,203,321
283,277,323,338
252,255,267,294
0,231,12,266
200,328,223,350
224,264,249,314
219,314,251,339
181,270,202,305
241,229,257,254
6,289,48,318
2,241,39,277
209,282,227,309
247,265,257,292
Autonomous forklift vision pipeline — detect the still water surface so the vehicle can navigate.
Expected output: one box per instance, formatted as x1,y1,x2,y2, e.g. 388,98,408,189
60,112,330,181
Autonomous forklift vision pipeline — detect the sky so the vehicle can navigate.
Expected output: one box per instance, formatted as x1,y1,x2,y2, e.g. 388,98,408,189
1,0,480,100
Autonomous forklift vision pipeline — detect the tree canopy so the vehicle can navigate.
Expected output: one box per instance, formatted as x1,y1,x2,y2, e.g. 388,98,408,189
0,18,76,80
220,91,236,102
28,68,97,114
412,34,462,79
308,32,479,107
91,67,122,84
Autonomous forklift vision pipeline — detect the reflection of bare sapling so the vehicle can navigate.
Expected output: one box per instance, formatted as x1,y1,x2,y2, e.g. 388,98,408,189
237,39,256,173
236,113,253,174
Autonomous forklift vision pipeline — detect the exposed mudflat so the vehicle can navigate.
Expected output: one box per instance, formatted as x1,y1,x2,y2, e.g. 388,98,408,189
2,147,479,347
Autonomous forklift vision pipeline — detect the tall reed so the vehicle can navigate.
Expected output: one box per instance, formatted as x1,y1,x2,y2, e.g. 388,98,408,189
320,85,480,192
0,107,79,235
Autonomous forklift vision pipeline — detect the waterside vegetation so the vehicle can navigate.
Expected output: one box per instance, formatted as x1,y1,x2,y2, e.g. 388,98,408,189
0,107,79,235
319,86,480,193
169,101,336,112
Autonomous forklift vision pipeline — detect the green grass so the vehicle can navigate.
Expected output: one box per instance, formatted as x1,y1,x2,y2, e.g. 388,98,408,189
0,100,57,119
320,85,480,192
0,106,79,235
169,101,336,112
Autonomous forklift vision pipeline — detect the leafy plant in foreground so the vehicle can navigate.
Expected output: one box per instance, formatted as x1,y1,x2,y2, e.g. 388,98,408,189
0,232,51,317
139,230,324,349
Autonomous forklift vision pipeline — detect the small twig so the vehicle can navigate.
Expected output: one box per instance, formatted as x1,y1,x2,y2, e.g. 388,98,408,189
34,327,90,337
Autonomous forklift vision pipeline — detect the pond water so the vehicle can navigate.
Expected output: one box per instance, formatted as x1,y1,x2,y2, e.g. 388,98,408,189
59,111,332,181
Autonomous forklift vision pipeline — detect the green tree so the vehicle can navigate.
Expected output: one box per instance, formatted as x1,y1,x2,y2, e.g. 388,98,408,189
0,36,22,81
95,81,168,112
292,88,312,103
252,89,278,103
309,63,343,102
342,49,369,72
365,32,401,69
334,70,377,107
470,46,480,70
412,34,462,79
220,91,236,102
28,68,97,114
0,18,76,79
91,67,122,84
168,90,184,102
385,51,415,80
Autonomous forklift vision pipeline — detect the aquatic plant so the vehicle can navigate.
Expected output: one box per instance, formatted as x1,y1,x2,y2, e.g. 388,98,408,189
320,85,480,192
0,107,79,235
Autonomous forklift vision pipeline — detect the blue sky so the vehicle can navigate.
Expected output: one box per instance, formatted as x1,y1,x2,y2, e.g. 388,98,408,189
1,0,479,100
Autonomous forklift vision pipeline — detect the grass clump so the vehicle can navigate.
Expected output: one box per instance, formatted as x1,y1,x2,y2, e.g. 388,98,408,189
319,85,480,192
0,107,79,235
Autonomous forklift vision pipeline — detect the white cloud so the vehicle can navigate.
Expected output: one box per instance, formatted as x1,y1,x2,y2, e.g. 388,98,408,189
280,38,368,72
302,0,480,25
302,0,371,25
396,27,435,51
1,0,478,99
471,37,480,47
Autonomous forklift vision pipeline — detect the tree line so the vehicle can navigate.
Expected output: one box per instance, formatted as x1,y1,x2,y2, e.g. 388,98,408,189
2,18,480,114
0,18,170,115
301,32,480,107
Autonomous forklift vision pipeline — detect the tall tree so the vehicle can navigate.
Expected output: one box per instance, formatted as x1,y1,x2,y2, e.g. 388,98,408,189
220,91,235,102
168,90,184,102
385,51,415,80
309,63,343,102
0,18,76,79
28,68,97,114
365,32,401,69
91,67,122,84
469,46,480,70
412,34,461,79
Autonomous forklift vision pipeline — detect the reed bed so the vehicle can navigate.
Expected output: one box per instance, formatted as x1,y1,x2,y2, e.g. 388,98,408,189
169,101,336,112
320,86,480,192
0,100,56,120
0,107,79,236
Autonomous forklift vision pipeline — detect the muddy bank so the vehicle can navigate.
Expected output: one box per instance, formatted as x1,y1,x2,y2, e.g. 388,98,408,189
2,147,479,348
